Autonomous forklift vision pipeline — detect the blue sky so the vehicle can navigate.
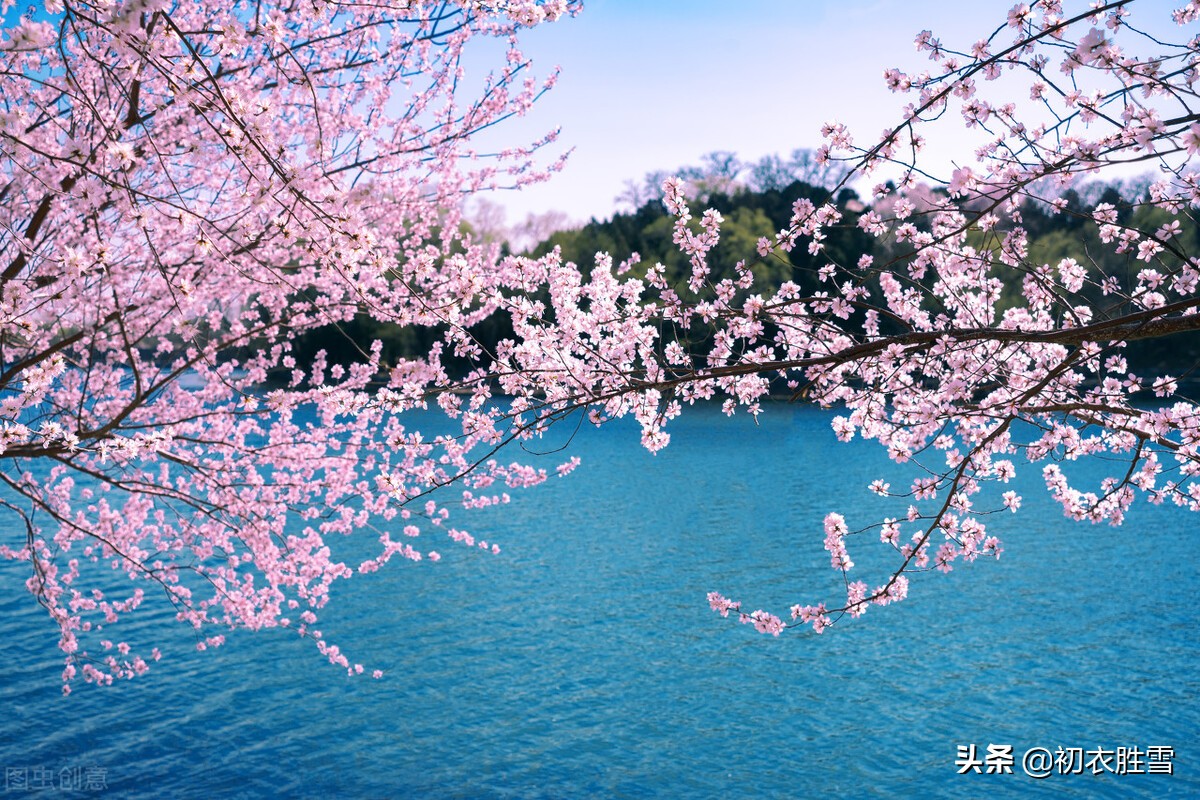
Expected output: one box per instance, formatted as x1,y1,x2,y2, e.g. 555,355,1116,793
476,0,1181,227
3,1,1182,228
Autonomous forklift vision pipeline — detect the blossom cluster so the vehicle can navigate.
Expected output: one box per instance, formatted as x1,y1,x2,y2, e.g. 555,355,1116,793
5,0,1200,690
0,0,580,690
467,1,1200,635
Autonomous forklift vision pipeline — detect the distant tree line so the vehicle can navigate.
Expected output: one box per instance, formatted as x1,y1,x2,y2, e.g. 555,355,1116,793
288,159,1200,393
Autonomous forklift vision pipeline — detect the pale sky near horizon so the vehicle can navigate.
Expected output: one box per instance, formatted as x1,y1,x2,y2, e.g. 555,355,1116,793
472,0,1182,228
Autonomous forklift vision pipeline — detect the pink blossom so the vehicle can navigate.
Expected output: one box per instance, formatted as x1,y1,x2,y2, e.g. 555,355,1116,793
746,610,784,636
5,0,1200,693
707,592,740,618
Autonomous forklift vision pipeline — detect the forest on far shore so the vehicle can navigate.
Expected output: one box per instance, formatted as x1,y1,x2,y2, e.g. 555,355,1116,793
288,151,1200,395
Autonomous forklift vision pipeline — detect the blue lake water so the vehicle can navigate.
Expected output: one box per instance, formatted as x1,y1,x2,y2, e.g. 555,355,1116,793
0,403,1196,797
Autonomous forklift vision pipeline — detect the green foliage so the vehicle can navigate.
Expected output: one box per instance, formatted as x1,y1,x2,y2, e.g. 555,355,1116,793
287,175,1200,388
532,180,873,298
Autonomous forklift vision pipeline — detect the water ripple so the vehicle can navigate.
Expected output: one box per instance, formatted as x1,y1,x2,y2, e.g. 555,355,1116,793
0,405,1196,797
